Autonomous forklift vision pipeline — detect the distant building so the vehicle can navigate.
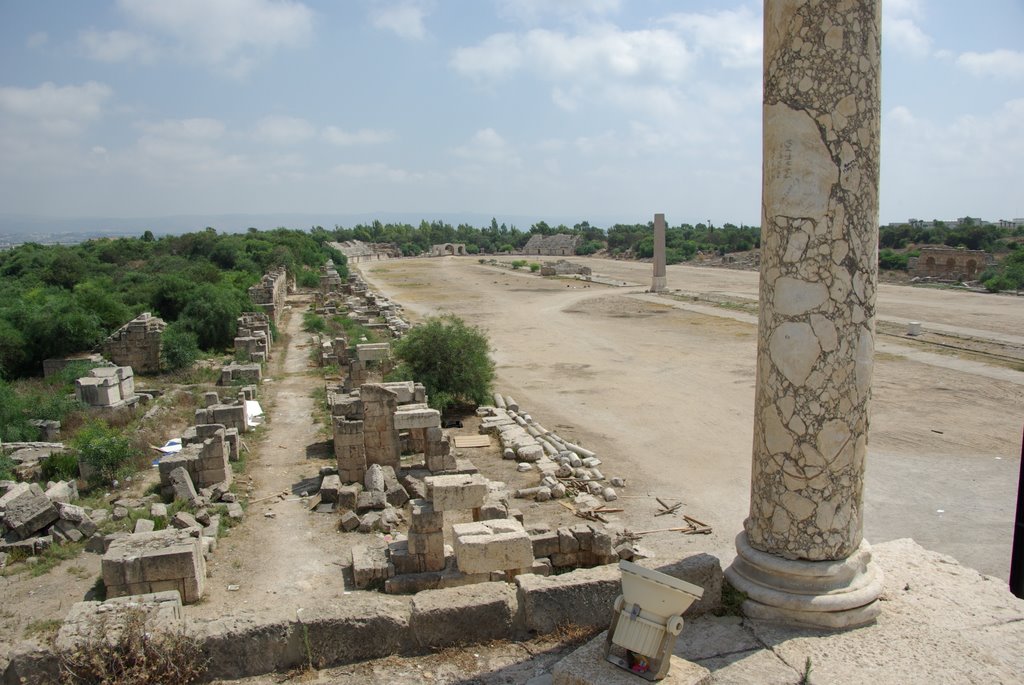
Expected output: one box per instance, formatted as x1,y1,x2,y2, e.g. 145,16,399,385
998,219,1024,230
430,243,467,256
522,233,580,257
907,246,994,281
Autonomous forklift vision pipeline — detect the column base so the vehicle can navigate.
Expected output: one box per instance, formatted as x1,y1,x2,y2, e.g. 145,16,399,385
650,276,667,293
725,532,883,630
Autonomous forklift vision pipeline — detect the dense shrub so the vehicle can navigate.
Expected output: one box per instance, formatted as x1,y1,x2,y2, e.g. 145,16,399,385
161,322,199,371
41,451,80,482
529,263,541,272
73,421,136,486
878,248,909,271
392,315,495,413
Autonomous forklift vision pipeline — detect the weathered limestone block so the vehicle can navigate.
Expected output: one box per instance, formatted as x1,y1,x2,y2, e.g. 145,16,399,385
355,343,390,362
57,591,183,653
2,483,58,539
426,474,488,512
515,564,620,634
452,519,534,574
351,543,394,589
393,408,441,430
44,480,78,504
102,529,206,603
320,474,342,503
410,583,517,648
294,595,413,668
169,466,198,503
409,498,443,533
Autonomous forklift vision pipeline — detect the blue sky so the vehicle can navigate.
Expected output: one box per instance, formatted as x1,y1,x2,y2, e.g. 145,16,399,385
0,0,1022,229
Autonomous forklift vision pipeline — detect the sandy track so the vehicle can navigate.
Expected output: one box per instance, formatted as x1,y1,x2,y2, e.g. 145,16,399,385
358,256,1024,579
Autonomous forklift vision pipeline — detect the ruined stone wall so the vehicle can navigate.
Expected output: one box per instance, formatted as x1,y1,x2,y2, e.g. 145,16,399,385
430,243,467,256
522,234,580,257
247,267,288,323
907,246,992,281
102,313,165,375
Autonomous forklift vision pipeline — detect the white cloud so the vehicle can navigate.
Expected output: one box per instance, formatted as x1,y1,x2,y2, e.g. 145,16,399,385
452,128,520,166
663,7,761,69
138,118,226,141
450,33,524,78
26,32,48,48
322,126,395,146
497,0,621,25
883,99,1024,216
452,26,691,83
0,81,112,136
107,0,314,76
332,162,413,182
79,29,158,63
956,49,1024,79
252,116,315,145
883,0,932,58
370,2,431,40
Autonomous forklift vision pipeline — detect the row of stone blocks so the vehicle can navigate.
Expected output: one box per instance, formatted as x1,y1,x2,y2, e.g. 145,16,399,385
157,425,232,498
16,556,720,683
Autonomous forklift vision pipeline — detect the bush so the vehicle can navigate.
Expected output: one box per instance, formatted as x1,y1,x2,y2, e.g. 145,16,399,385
178,284,246,350
392,315,495,413
41,451,79,482
297,268,320,288
529,263,541,272
879,248,909,271
982,274,1014,293
302,312,326,333
73,421,136,486
161,322,199,371
511,259,527,270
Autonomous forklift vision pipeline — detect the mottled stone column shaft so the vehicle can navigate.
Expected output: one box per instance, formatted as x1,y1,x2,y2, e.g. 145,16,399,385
651,213,667,292
746,0,880,562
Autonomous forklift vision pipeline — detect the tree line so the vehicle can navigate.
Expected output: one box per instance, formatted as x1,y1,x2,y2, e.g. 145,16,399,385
0,228,345,379
321,218,760,264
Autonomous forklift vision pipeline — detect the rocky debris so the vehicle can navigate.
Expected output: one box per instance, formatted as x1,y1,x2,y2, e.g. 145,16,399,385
1,483,59,540
44,480,78,504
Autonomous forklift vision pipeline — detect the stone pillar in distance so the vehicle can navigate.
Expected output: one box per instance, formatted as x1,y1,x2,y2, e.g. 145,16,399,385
651,213,667,292
724,0,884,629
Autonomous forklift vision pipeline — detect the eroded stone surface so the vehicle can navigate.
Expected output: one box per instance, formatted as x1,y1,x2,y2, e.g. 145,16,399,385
746,0,881,562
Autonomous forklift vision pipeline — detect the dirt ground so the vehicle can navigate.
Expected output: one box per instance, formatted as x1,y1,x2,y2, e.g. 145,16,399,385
356,256,1024,581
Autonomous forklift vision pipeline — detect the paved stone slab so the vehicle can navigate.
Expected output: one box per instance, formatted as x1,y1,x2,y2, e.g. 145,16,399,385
552,631,710,685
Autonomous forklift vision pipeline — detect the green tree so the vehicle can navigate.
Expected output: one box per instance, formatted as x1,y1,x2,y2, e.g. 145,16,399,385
392,315,495,413
178,284,247,349
161,322,200,371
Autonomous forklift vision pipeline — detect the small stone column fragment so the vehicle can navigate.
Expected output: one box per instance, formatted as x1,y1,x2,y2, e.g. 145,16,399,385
651,212,667,292
725,0,883,629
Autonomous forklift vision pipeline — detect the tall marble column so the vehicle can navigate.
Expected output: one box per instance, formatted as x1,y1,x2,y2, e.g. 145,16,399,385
651,213,667,292
724,0,883,628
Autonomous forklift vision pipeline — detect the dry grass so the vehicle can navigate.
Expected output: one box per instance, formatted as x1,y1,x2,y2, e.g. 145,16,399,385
59,607,207,684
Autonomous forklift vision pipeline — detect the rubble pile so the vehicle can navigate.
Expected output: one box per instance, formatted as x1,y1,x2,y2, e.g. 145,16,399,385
477,395,622,503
